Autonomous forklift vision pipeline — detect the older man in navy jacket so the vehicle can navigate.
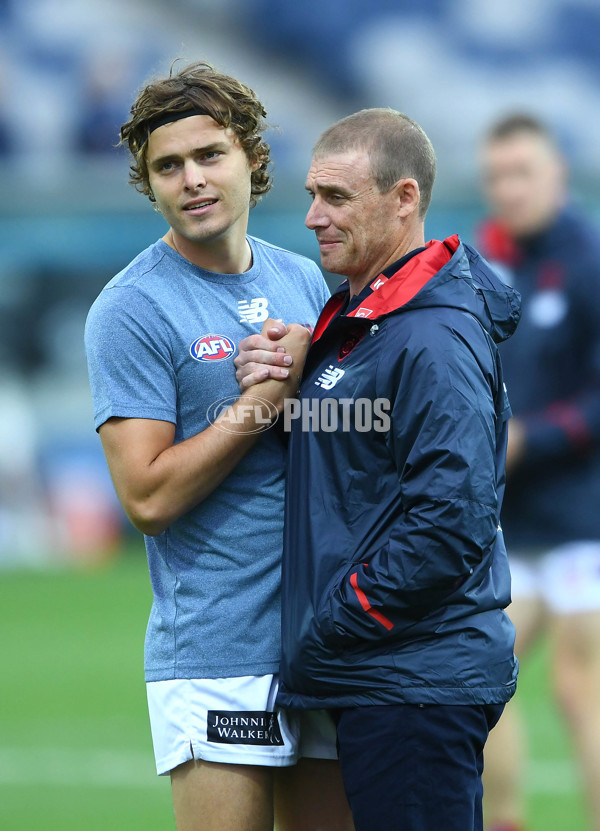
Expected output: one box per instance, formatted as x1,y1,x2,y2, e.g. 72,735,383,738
237,108,520,831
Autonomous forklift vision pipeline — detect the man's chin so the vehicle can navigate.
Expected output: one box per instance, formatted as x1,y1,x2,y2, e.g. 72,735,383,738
182,223,228,246
318,252,346,275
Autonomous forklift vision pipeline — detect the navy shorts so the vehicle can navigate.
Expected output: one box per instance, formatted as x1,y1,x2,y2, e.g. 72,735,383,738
335,702,504,831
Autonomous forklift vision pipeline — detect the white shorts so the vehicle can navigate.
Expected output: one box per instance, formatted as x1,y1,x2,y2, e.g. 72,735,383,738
146,674,338,775
509,540,600,615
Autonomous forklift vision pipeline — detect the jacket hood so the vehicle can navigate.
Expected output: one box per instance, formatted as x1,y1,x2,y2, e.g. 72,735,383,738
317,235,521,345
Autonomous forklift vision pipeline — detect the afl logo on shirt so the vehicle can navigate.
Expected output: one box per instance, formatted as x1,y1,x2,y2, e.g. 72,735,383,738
190,334,235,362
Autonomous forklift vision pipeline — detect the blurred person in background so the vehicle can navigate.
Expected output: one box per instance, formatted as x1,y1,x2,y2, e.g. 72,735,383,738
478,113,600,831
75,52,133,155
84,60,352,831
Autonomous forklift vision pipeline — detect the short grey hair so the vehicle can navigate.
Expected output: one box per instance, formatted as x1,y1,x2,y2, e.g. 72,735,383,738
313,108,437,217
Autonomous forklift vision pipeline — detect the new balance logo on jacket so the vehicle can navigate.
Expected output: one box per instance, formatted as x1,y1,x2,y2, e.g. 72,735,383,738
315,366,345,389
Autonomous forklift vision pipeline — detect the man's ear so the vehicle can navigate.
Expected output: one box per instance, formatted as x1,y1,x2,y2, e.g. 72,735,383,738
394,178,420,219
249,153,264,173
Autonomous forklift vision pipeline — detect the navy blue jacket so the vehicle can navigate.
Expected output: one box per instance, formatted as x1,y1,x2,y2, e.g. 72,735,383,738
277,236,520,710
478,207,600,547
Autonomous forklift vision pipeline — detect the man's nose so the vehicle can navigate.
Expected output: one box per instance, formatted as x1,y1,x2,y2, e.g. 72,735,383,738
183,161,206,190
305,199,328,229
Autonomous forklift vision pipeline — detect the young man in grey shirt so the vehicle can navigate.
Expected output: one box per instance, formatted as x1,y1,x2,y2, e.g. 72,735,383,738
85,60,352,831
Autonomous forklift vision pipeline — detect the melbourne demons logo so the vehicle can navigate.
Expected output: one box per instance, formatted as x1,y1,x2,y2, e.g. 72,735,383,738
190,334,235,362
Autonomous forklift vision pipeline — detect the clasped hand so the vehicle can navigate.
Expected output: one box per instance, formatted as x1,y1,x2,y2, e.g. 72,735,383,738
234,318,312,410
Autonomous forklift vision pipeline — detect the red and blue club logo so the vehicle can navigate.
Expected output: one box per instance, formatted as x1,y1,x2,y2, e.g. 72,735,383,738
190,334,236,362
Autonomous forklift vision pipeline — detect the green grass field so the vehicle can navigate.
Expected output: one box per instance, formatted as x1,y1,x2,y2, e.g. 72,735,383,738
0,546,589,830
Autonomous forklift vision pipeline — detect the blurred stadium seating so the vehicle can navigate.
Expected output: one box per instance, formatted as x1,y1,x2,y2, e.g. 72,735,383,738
1,0,600,563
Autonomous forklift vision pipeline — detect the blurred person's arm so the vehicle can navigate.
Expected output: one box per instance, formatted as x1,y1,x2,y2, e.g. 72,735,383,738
505,264,600,475
505,418,527,474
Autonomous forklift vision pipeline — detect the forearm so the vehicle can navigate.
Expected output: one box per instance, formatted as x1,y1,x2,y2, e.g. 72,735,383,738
137,420,259,535
103,384,285,536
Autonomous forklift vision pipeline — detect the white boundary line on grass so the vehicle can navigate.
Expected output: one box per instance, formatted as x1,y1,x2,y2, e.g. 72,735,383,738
0,747,580,793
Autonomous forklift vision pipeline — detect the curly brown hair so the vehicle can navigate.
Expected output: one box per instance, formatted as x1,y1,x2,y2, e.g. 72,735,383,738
120,60,272,207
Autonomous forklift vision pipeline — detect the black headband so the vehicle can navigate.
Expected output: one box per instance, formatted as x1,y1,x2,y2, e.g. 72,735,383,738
146,108,243,135
146,108,214,135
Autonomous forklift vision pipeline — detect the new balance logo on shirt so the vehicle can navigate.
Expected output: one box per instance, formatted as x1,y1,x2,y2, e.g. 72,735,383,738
239,298,269,323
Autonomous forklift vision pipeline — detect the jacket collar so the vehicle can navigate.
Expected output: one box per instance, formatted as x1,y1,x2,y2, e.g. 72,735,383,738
313,235,460,343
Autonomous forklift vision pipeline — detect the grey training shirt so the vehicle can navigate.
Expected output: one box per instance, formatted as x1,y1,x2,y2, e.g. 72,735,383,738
85,236,330,681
